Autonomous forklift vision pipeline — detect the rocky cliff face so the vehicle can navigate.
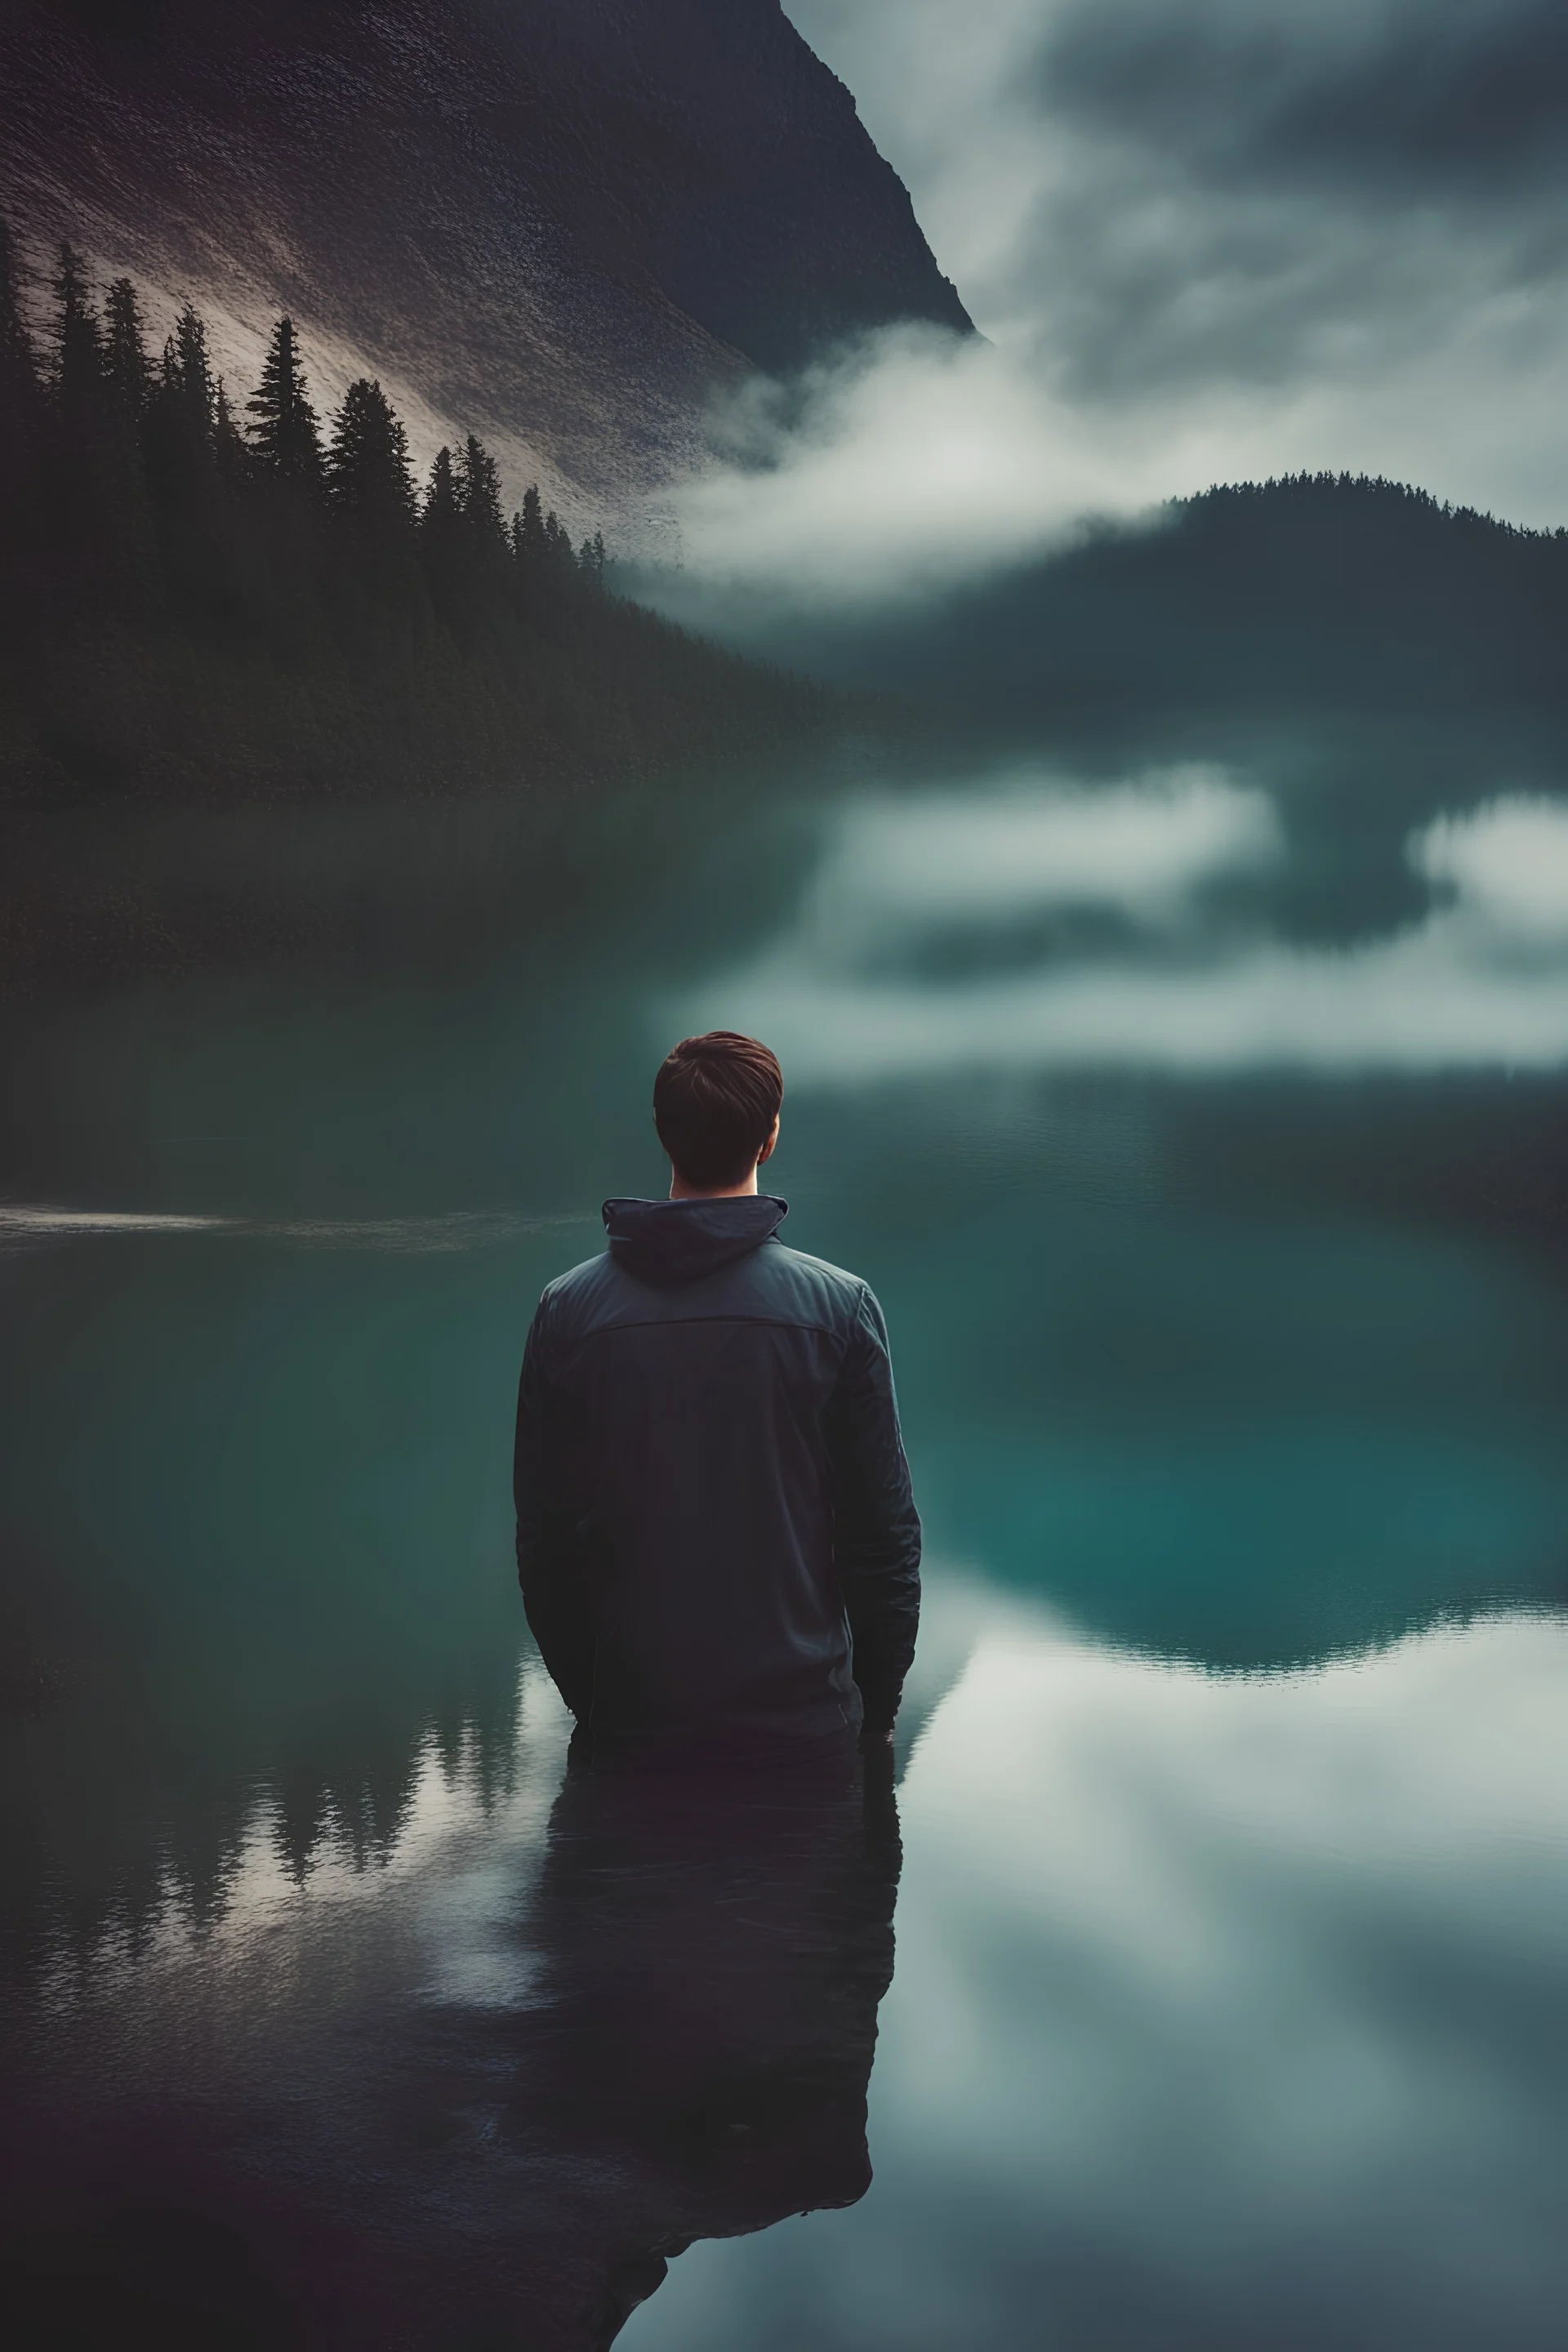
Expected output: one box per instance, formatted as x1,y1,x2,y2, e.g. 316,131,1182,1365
0,0,969,523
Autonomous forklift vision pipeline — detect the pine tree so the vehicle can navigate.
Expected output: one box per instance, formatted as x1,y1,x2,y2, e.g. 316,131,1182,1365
326,378,415,532
86,274,162,618
42,243,130,610
0,215,42,603
50,242,102,410
512,481,553,620
457,433,506,558
0,216,38,405
417,443,468,628
579,531,606,590
102,277,153,425
421,445,459,538
544,509,574,573
246,316,322,486
103,277,153,417
163,305,216,438
145,305,234,621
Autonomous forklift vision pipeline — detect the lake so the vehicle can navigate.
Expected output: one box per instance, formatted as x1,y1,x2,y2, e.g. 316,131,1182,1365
2,722,1567,2347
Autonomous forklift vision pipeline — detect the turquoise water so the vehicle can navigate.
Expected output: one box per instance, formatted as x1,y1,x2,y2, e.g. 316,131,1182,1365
2,753,1567,2345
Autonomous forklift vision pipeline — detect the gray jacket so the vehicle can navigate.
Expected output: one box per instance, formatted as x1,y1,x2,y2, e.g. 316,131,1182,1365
514,1194,921,1751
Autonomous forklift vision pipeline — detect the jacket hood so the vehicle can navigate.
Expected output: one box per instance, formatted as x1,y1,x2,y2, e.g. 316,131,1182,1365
602,1195,787,1287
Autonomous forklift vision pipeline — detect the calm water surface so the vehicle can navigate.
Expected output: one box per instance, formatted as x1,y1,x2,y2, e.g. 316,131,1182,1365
2,733,1567,2346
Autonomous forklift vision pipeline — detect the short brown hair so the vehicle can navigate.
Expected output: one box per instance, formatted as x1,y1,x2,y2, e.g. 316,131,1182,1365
653,1031,783,1189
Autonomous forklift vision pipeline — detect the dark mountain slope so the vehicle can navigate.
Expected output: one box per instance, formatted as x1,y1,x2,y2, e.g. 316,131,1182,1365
0,0,970,515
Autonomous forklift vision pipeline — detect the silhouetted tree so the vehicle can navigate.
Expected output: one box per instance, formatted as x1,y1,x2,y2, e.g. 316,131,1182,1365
246,315,321,486
511,483,583,627
49,242,102,410
144,304,233,620
511,481,548,616
543,509,573,571
162,305,216,436
457,433,506,554
421,444,458,539
516,482,545,561
418,443,468,626
327,378,415,534
0,216,42,600
42,242,147,610
103,276,153,420
0,217,38,431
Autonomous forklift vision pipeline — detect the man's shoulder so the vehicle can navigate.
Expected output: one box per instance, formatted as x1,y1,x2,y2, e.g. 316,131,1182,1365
767,1240,868,1299
750,1240,873,1330
540,1250,617,1316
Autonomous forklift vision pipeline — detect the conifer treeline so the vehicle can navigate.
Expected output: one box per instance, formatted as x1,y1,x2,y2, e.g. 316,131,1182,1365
0,225,825,799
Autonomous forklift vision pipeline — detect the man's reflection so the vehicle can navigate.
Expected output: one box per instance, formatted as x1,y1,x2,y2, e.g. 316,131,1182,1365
510,1744,903,2349
0,1746,902,2351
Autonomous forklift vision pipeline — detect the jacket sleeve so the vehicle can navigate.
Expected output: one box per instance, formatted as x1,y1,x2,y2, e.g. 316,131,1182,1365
513,1293,595,1720
824,1283,922,1736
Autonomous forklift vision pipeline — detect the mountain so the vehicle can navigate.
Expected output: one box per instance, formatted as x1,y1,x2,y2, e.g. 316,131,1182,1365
0,0,971,524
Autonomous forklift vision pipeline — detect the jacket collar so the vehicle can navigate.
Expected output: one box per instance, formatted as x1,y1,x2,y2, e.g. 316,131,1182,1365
602,1194,787,1287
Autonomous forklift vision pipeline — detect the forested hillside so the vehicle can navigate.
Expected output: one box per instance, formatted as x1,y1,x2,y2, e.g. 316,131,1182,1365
774,472,1568,729
0,227,829,804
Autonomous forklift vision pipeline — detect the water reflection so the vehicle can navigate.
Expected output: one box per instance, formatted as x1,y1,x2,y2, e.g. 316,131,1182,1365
633,1610,1568,2352
3,714,1568,2345
511,1752,901,2344
689,774,1568,1077
2,1720,902,2352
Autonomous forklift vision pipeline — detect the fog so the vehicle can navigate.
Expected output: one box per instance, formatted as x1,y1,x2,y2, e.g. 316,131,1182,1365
664,325,1333,608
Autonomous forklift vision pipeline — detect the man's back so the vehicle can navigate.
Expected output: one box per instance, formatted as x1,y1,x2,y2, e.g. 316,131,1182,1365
514,1192,921,1754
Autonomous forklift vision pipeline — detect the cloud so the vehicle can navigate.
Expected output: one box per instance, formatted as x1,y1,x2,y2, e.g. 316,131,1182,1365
664,327,1117,607
661,323,1370,608
1043,0,1568,205
724,0,1568,576
790,0,1568,348
675,782,1568,1080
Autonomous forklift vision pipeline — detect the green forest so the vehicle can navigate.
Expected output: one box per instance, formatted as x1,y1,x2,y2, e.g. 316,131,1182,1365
0,223,827,802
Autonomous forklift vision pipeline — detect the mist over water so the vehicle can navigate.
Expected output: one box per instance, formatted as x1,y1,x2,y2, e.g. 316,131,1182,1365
3,678,1568,2345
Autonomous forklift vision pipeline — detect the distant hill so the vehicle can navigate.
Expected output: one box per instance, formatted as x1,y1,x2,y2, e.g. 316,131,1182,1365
0,0,971,523
773,474,1568,727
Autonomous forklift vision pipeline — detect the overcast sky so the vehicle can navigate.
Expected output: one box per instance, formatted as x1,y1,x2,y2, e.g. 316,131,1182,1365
675,0,1568,604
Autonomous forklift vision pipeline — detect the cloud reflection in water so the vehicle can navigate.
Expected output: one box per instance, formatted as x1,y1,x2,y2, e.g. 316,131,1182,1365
686,777,1568,1079
632,1606,1568,2350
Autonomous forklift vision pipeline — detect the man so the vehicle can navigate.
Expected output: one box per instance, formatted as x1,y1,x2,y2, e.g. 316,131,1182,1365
513,1031,920,1762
